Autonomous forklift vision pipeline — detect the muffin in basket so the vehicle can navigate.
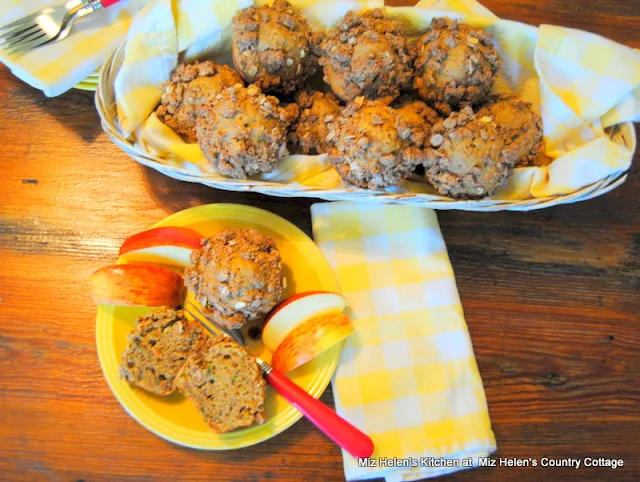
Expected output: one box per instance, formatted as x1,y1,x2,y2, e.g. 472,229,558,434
289,90,342,155
196,83,299,178
317,9,415,103
476,94,544,167
414,18,502,114
424,106,515,198
155,61,244,142
231,0,321,94
326,97,438,189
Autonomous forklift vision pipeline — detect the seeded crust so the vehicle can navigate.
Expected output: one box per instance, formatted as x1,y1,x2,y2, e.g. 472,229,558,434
318,9,415,103
326,98,437,189
196,83,299,178
290,90,342,154
231,0,320,94
424,106,514,199
414,18,502,115
156,62,244,142
119,308,202,396
393,95,443,149
476,94,543,167
185,228,284,330
175,336,267,433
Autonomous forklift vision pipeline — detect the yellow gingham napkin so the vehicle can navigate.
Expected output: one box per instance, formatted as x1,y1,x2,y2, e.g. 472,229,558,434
0,0,145,96
115,0,640,200
311,201,495,481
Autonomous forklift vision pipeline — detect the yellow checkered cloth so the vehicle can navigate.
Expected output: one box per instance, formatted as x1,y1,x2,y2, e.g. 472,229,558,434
311,201,495,481
0,0,145,96
115,0,640,200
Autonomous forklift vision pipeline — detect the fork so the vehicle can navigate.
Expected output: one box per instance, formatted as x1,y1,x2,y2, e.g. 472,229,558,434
184,300,375,459
0,0,121,56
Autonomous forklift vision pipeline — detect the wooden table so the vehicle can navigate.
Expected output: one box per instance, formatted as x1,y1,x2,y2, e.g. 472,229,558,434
1,1,638,480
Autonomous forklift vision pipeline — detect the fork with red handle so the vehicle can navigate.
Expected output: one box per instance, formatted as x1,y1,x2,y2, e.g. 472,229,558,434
184,300,375,459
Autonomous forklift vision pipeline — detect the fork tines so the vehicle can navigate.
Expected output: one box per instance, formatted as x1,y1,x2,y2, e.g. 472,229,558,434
184,300,246,346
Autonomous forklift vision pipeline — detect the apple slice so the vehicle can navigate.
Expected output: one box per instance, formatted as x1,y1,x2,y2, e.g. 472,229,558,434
262,291,347,352
271,313,353,373
118,226,203,268
91,264,184,306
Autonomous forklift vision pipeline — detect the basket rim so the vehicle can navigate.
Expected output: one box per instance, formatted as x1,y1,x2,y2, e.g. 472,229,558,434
95,40,636,211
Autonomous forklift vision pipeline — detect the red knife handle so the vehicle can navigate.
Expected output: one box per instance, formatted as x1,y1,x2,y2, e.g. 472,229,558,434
266,368,374,459
101,0,121,7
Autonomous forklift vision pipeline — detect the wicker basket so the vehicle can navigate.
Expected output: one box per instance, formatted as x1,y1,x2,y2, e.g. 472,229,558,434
96,43,635,212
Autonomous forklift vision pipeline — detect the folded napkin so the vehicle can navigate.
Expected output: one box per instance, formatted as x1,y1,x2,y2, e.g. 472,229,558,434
311,202,495,481
114,0,639,201
0,0,145,96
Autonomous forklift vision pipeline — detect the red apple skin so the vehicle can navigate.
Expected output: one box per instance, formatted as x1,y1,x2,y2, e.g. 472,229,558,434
118,227,203,256
263,291,332,328
271,313,353,374
91,264,184,306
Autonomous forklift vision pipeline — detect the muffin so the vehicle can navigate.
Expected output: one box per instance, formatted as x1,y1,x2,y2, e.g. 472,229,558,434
424,106,514,198
393,95,443,148
326,97,436,189
175,335,267,433
185,228,284,329
318,9,415,103
231,0,320,94
156,61,244,142
119,308,202,396
414,18,502,114
290,90,342,155
477,93,543,167
196,83,299,178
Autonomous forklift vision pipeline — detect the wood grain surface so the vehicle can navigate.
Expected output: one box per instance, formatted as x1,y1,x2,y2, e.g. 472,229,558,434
1,1,639,481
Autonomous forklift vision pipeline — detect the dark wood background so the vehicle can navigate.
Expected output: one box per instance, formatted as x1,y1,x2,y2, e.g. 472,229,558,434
1,1,638,480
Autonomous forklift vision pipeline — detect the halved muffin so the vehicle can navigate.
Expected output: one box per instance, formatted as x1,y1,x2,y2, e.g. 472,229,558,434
119,308,202,396
175,336,267,433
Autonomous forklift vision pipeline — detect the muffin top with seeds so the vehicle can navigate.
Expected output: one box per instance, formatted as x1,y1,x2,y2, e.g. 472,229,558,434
414,18,501,114
318,9,415,103
424,105,513,198
196,83,299,179
290,90,342,155
185,228,284,330
326,97,437,189
231,0,320,94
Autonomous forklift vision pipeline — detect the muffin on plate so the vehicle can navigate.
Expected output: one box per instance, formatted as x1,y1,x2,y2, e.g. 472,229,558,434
175,335,267,433
119,308,202,396
185,228,285,330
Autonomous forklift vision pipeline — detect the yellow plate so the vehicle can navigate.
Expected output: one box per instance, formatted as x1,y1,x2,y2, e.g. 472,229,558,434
74,68,100,91
74,83,97,92
96,204,342,449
